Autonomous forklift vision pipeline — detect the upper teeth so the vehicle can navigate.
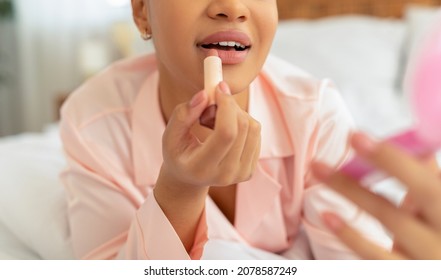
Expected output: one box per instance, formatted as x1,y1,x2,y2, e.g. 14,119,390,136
214,41,247,49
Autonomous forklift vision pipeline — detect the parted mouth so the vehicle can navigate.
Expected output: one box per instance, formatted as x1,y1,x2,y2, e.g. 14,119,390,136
201,41,249,51
197,31,252,52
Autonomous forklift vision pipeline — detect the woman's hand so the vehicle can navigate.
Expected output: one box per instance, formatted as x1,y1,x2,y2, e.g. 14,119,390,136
154,81,261,253
311,132,441,259
159,81,261,191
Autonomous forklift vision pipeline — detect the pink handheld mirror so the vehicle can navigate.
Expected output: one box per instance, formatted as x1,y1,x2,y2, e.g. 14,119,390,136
341,13,441,184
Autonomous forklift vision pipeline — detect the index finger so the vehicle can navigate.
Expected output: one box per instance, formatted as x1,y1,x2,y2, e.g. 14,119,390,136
351,132,441,228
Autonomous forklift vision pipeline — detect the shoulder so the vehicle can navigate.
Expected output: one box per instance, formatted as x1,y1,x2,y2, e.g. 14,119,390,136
262,54,335,102
258,55,354,151
61,53,157,127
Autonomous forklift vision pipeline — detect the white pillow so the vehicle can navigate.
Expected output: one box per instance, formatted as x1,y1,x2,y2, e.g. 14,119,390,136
0,222,41,259
404,5,441,63
0,125,74,259
336,83,413,137
271,16,413,139
271,16,406,91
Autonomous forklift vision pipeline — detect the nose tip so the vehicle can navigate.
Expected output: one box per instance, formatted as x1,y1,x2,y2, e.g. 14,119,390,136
215,12,246,22
208,1,249,22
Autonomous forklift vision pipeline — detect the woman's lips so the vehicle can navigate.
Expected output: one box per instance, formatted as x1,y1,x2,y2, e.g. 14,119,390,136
199,31,251,47
198,31,251,64
199,47,250,64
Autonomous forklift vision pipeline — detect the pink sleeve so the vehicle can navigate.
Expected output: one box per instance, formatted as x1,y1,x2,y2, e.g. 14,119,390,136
117,195,207,259
302,82,392,259
59,116,207,260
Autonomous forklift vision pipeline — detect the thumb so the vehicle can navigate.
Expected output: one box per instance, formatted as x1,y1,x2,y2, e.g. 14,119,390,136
166,90,208,139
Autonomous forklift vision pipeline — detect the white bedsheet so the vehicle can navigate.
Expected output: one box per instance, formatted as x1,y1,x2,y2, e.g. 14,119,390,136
0,125,74,259
0,125,312,260
1,125,437,260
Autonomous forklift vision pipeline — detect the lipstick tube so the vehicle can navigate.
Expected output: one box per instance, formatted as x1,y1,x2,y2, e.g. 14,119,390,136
200,50,223,129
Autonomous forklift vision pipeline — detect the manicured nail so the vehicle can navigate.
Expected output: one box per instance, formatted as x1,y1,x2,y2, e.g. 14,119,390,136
217,81,231,95
322,212,345,231
189,91,205,108
311,161,334,181
199,105,217,130
399,195,419,214
351,132,377,155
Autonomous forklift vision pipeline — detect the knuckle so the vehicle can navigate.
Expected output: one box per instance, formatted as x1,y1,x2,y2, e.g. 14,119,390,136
250,119,261,134
217,179,230,187
249,164,258,176
238,115,249,130
239,168,254,182
214,175,230,186
218,128,236,143
172,104,188,124
225,165,238,178
247,171,254,181
215,166,237,186
244,173,253,182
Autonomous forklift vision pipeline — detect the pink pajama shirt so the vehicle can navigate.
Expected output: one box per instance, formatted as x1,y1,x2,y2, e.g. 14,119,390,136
60,54,391,260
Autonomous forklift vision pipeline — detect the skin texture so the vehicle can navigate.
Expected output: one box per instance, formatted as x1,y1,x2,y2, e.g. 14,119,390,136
312,132,441,259
131,0,278,252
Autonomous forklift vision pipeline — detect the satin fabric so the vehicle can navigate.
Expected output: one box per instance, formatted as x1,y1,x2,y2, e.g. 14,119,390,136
60,54,391,260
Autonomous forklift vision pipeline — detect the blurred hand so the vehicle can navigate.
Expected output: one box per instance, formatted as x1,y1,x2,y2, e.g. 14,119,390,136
311,132,441,259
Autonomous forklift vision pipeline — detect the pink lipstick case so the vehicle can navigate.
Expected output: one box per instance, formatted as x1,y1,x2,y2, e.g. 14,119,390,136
340,13,441,184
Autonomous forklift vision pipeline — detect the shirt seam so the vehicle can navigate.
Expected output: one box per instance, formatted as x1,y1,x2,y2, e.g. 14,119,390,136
76,107,133,131
136,211,150,259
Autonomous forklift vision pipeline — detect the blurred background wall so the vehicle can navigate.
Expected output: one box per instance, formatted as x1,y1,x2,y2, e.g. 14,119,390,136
0,0,440,137
0,0,153,136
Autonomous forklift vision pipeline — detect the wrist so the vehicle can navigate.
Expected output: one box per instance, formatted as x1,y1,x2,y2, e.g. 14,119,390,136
154,165,209,204
153,166,209,254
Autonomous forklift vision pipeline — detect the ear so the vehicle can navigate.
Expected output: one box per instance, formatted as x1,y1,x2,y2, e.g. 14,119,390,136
131,0,151,34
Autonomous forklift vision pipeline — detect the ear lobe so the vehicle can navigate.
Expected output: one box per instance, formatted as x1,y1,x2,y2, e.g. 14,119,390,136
131,0,151,34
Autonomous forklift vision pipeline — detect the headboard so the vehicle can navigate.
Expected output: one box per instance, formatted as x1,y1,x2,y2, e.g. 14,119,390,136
277,0,441,20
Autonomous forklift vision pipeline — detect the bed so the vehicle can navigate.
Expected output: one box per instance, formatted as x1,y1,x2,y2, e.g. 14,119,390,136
1,0,440,260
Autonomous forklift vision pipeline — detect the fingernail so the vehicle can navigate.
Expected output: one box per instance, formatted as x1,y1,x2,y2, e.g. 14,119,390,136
311,161,334,180
189,91,205,108
352,132,377,155
199,105,217,130
217,81,231,95
322,212,344,231
399,195,418,214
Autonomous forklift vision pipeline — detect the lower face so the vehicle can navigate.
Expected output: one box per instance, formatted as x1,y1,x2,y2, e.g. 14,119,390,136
147,0,278,98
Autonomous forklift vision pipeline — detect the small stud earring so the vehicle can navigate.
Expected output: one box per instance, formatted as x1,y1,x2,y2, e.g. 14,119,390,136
141,30,152,40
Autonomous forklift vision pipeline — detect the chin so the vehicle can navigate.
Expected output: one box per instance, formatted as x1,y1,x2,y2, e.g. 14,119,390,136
229,81,252,96
224,67,259,94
